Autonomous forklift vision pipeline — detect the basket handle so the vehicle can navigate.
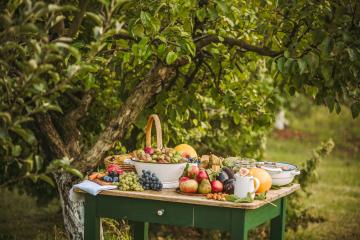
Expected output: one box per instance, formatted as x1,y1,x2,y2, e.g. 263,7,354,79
145,114,163,149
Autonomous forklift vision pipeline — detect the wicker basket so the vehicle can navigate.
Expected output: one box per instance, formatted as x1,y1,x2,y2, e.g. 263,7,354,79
131,114,187,188
104,154,135,172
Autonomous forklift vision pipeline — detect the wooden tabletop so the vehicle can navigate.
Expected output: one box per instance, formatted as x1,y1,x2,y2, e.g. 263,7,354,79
75,183,300,209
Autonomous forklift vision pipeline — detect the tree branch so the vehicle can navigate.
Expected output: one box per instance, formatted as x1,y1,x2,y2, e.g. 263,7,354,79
78,63,176,171
63,91,93,157
35,113,69,159
114,32,136,41
196,34,283,57
184,56,204,88
65,91,93,124
66,0,89,38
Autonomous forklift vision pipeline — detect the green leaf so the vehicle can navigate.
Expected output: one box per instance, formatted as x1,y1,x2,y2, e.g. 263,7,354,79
140,11,159,33
23,158,34,172
284,58,295,74
284,50,290,58
35,155,43,172
326,95,335,112
140,11,151,26
346,48,357,62
215,0,229,14
157,44,167,58
85,12,103,25
312,30,326,44
54,42,81,62
319,37,333,57
12,145,22,157
65,167,84,179
166,51,178,65
335,103,341,114
321,65,332,85
350,102,360,118
10,126,36,144
132,24,145,38
276,57,286,73
196,8,207,22
297,59,307,75
304,52,319,73
48,4,62,12
39,174,55,187
0,112,12,124
42,102,63,113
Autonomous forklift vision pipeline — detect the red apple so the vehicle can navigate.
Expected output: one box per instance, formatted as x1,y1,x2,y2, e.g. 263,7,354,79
211,180,223,193
196,170,209,183
179,176,190,183
144,146,154,155
181,152,190,158
187,165,200,179
179,179,198,193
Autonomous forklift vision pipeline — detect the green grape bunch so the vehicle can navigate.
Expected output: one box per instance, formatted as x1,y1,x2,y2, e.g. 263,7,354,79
118,172,144,191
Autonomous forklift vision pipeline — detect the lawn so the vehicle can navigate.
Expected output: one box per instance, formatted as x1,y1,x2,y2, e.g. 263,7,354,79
266,138,360,240
265,105,360,240
0,106,359,240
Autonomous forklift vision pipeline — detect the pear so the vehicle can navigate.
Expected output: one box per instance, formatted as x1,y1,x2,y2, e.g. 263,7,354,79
198,179,212,194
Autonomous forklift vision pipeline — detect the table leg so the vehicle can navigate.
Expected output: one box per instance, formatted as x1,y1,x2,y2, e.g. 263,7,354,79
270,197,286,240
84,195,100,240
231,227,248,240
132,221,149,240
231,210,247,240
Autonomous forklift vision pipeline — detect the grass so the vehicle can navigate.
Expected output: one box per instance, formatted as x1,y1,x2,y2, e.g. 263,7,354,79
0,105,359,239
266,138,360,240
265,105,360,240
0,188,65,240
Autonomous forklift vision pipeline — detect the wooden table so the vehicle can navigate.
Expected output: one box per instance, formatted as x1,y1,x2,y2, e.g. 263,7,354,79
77,184,300,240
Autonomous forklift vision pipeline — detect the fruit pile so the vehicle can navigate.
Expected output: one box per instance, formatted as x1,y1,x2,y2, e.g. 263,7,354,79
118,172,144,191
89,164,124,184
139,170,163,191
132,147,185,163
179,165,224,194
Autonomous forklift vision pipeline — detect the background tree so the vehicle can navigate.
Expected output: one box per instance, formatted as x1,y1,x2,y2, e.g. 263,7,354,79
0,0,359,238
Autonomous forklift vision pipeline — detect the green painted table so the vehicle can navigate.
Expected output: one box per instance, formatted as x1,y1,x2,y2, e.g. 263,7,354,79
77,183,300,240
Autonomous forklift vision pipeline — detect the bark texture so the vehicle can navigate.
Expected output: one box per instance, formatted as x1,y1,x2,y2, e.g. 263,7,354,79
55,172,84,240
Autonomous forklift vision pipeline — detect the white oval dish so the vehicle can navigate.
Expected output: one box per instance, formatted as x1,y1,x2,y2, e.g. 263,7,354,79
130,160,187,188
261,162,300,186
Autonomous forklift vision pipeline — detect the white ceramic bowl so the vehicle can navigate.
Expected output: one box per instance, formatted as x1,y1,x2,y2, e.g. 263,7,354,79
130,160,187,188
261,162,300,186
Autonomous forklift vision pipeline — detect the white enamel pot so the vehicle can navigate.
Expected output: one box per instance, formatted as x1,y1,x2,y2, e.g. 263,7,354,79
130,160,187,189
261,163,300,186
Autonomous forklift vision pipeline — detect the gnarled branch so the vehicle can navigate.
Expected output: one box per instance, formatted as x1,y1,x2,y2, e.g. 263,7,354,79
63,91,93,157
66,0,89,38
78,63,177,172
35,113,69,158
196,34,283,57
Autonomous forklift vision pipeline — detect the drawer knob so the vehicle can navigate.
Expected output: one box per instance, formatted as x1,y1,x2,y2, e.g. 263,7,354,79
157,209,165,216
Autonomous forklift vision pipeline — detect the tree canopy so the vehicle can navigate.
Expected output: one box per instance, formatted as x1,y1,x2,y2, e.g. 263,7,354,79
1,0,359,180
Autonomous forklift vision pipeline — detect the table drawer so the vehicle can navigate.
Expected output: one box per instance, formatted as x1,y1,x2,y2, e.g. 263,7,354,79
96,195,194,227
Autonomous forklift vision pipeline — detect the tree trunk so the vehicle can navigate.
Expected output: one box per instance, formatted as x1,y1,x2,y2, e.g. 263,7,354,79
35,63,176,239
55,172,85,240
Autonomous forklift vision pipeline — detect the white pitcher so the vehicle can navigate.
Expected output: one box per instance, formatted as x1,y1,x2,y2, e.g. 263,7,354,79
234,173,260,199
